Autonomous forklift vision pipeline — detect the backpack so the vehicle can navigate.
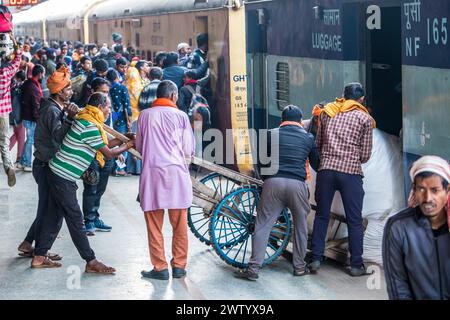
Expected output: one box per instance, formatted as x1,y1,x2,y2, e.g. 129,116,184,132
9,84,22,126
186,85,210,119
0,5,13,33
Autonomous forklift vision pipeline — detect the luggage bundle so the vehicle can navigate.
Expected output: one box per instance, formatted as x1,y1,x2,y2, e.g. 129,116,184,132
0,5,14,60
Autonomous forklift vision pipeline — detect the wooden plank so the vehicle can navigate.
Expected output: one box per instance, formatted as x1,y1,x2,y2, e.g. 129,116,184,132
191,177,222,201
325,238,348,250
69,104,143,160
192,195,215,212
191,156,262,186
102,125,142,159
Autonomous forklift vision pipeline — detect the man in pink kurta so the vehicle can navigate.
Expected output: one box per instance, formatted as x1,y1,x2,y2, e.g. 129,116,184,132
136,80,195,280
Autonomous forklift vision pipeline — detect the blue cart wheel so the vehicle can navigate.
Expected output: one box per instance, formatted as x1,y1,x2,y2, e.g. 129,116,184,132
209,187,292,269
188,173,240,246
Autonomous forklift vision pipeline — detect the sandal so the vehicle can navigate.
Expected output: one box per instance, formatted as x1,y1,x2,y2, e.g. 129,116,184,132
31,256,62,269
46,252,63,261
19,250,62,261
85,260,116,274
18,241,34,257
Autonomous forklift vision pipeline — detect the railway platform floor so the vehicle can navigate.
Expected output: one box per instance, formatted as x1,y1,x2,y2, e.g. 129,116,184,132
0,168,388,300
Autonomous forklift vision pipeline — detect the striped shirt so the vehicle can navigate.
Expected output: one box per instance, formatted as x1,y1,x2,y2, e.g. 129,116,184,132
49,119,106,181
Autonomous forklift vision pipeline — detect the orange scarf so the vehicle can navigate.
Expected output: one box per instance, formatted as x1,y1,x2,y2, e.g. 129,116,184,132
76,105,108,168
280,121,303,128
151,98,178,109
322,98,376,128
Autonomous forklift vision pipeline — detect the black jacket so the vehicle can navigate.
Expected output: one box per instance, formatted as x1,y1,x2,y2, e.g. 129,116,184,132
34,98,73,162
383,207,450,300
259,124,319,181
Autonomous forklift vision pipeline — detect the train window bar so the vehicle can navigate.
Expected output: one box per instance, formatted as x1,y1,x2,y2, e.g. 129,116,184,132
276,62,290,110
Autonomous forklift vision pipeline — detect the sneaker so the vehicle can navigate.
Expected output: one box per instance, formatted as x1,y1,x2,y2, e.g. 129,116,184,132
307,260,321,274
94,219,112,232
6,167,16,187
84,222,96,236
23,166,32,172
349,264,374,277
15,162,24,170
141,269,169,280
172,267,187,278
234,269,259,281
293,266,310,277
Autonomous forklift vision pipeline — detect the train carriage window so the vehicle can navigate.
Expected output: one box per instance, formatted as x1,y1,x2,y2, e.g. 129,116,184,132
136,33,140,48
275,62,290,110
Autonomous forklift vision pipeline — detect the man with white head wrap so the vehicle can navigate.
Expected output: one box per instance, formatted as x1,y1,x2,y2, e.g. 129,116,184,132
177,42,191,66
383,155,450,300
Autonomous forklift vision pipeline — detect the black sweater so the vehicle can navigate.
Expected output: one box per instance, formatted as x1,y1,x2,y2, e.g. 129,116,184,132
34,98,73,162
259,124,319,181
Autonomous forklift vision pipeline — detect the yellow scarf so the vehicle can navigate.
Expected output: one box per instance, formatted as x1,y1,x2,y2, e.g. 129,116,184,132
76,105,108,168
322,98,376,128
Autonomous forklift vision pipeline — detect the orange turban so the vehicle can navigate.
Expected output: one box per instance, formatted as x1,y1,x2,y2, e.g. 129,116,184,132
47,65,71,94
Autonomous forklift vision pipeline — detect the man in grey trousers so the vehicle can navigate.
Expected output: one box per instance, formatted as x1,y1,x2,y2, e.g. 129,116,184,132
236,105,319,280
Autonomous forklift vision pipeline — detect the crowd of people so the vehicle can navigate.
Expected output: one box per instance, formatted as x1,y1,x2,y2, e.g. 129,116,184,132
0,31,211,272
0,29,448,299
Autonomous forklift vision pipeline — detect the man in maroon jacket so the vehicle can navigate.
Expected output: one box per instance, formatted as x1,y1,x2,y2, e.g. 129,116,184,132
17,64,45,171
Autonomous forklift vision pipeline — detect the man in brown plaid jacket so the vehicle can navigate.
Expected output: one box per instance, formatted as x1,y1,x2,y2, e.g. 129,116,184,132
309,83,376,277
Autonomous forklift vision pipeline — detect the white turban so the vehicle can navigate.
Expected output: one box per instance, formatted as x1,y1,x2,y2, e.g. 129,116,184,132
408,156,450,231
409,155,450,183
177,43,189,51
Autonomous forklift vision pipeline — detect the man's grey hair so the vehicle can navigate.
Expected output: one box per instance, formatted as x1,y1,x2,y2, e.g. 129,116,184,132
156,80,178,99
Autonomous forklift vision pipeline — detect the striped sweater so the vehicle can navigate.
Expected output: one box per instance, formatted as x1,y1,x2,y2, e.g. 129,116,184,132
49,119,106,182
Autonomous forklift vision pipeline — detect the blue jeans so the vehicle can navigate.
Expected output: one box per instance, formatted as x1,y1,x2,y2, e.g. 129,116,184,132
114,123,128,172
126,121,141,175
311,170,365,268
82,159,114,223
20,120,36,167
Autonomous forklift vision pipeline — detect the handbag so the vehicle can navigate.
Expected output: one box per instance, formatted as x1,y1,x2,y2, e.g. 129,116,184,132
81,166,99,186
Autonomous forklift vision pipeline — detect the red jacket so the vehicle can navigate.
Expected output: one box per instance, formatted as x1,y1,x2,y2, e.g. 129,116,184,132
20,78,43,121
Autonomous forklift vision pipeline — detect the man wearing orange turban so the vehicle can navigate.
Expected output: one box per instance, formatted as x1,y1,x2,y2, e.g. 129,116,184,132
47,65,71,95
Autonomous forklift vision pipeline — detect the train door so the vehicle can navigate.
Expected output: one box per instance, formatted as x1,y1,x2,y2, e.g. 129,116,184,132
93,23,98,45
124,20,132,47
195,16,208,35
246,8,268,131
365,5,403,137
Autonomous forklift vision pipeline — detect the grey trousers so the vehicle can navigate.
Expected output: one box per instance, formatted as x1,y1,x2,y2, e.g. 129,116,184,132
0,116,13,172
248,177,310,273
